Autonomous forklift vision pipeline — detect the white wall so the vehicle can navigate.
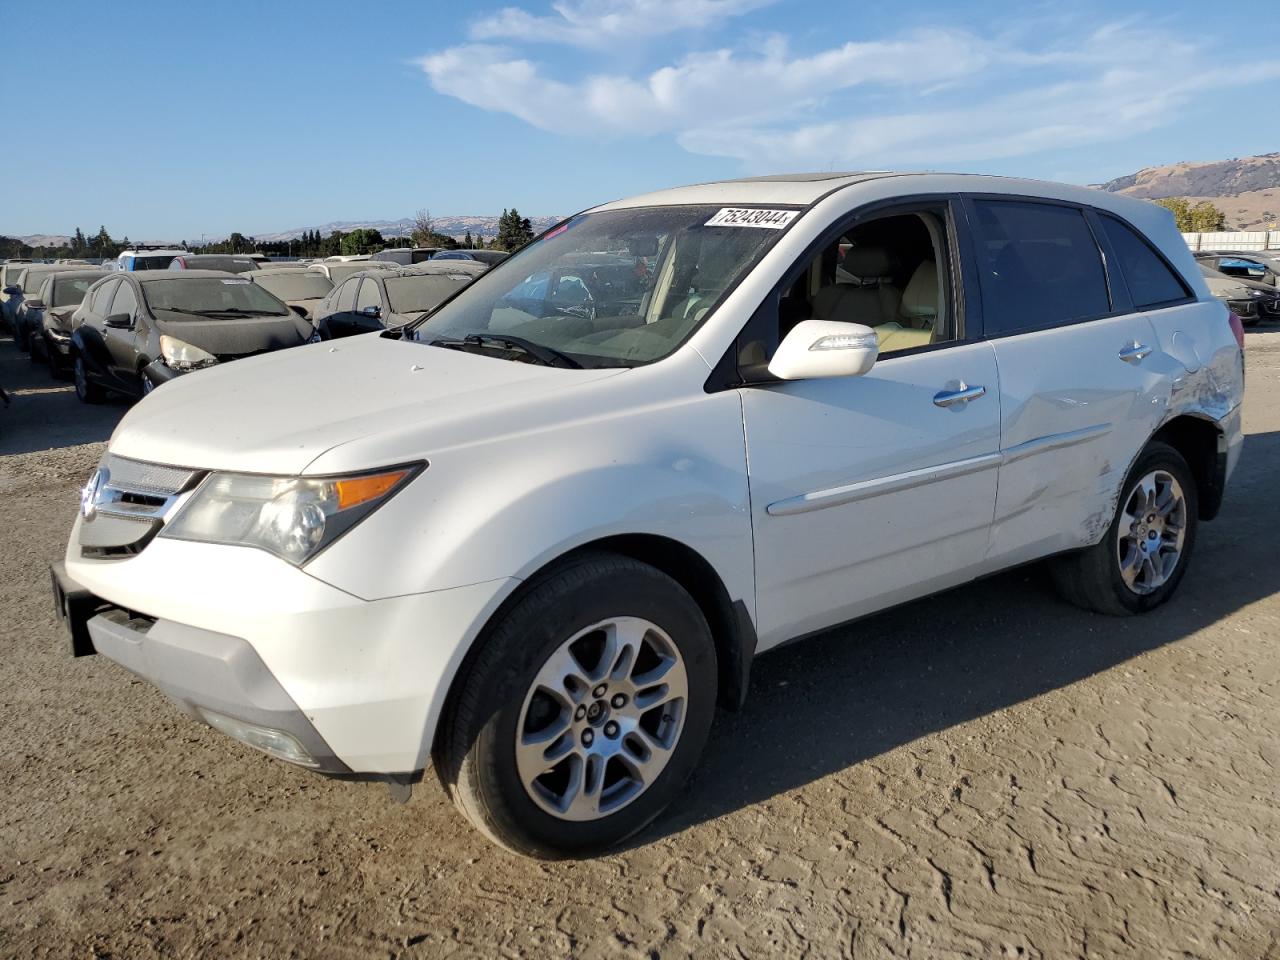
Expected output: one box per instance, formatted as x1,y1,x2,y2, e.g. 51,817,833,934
1183,231,1280,251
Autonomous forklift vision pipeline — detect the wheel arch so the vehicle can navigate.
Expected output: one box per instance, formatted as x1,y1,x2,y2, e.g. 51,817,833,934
1150,413,1226,521
432,534,757,759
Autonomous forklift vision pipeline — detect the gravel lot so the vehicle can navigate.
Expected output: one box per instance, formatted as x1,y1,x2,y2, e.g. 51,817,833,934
2,326,1279,959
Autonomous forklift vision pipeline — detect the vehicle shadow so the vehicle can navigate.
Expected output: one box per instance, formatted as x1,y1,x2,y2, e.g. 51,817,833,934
0,333,126,456
641,428,1280,845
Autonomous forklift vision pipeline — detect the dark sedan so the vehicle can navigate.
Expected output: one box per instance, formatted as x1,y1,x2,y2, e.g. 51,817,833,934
69,270,313,402
18,270,107,376
309,264,484,340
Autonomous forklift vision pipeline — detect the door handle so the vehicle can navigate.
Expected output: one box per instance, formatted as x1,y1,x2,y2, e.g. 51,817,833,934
933,384,987,407
1118,342,1152,364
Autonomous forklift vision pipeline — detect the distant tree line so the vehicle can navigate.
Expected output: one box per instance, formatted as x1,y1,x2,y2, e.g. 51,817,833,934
0,206,540,263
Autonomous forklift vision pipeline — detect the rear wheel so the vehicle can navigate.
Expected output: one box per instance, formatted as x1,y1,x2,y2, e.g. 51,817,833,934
73,353,104,404
436,553,718,858
1051,441,1198,615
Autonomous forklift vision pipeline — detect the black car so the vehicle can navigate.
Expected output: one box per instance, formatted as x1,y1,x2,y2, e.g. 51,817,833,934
310,264,484,340
1194,253,1280,321
69,270,313,402
18,270,107,376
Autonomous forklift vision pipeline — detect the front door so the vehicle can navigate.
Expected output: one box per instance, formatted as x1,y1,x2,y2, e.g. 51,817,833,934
741,201,1001,649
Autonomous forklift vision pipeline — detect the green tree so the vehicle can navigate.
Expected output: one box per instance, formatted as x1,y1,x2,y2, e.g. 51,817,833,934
462,230,474,249
70,227,87,257
340,228,385,256
494,208,534,251
1154,197,1227,232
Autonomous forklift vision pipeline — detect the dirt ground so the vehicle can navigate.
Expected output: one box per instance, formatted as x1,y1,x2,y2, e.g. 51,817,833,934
2,325,1279,960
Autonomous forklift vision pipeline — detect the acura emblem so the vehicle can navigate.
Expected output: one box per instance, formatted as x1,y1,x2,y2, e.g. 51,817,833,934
80,467,108,521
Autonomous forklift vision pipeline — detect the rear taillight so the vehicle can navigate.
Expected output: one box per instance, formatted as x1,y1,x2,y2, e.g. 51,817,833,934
1228,311,1245,351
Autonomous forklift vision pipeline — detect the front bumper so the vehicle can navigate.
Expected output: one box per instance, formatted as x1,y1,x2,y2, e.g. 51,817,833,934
59,535,515,774
142,358,183,385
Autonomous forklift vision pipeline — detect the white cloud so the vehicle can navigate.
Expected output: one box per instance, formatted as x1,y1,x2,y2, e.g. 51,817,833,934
420,15,1280,169
471,0,776,47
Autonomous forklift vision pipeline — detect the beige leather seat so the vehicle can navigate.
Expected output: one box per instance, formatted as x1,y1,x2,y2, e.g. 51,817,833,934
875,260,939,353
812,246,901,327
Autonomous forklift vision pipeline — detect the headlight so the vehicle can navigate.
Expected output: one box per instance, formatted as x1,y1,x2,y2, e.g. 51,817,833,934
161,464,423,564
159,334,218,371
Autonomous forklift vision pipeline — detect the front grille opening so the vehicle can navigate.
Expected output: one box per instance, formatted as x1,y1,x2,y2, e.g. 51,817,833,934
118,491,167,508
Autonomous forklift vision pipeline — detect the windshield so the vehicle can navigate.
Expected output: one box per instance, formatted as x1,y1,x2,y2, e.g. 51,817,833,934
254,272,332,301
414,205,793,366
142,277,290,317
133,255,178,270
384,274,472,315
51,276,97,307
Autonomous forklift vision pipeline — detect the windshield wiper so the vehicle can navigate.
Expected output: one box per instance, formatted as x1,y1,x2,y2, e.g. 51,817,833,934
429,333,583,369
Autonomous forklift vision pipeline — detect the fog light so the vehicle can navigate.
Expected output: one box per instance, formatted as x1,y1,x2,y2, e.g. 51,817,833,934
197,708,318,767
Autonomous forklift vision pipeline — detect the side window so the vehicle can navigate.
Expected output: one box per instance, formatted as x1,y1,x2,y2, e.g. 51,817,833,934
91,279,118,314
1098,214,1191,307
334,278,358,312
355,278,382,312
969,200,1110,335
763,207,954,360
109,281,138,318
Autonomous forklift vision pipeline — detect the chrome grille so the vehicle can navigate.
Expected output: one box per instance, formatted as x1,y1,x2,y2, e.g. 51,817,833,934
78,454,205,558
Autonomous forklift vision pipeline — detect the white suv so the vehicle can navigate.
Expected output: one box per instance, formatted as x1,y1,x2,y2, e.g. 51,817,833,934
53,173,1245,858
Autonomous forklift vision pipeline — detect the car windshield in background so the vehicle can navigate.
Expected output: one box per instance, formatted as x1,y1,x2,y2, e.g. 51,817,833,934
325,264,385,284
195,257,257,274
255,272,332,301
384,275,470,315
134,255,178,270
51,277,96,307
414,205,794,367
142,278,289,317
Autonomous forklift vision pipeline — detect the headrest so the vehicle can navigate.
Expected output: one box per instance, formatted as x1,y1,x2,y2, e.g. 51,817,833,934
841,245,892,278
901,260,938,319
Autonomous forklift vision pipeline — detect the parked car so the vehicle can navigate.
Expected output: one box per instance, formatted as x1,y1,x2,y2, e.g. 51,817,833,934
249,267,334,321
306,259,400,286
310,264,483,340
1194,253,1280,322
52,173,1243,858
4,263,96,334
372,247,440,266
116,249,187,271
168,254,259,273
67,269,312,401
0,260,35,329
431,248,509,266
1199,264,1263,325
16,269,106,368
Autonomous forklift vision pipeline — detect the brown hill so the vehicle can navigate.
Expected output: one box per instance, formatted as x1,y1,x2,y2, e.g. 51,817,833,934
1097,153,1280,229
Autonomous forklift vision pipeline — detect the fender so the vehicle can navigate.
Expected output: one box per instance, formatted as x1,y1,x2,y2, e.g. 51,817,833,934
70,325,114,378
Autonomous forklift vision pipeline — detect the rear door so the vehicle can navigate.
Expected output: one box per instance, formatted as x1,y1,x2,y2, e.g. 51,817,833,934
963,197,1168,567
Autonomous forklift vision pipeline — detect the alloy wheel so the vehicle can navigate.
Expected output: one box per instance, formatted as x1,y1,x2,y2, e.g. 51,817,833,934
1115,469,1187,595
515,617,688,822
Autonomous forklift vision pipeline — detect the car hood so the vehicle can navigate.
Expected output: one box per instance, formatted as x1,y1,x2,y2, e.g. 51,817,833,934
153,312,313,356
107,333,624,475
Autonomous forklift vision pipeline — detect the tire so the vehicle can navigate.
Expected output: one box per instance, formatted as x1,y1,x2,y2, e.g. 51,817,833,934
1051,440,1198,615
73,352,105,404
435,552,718,859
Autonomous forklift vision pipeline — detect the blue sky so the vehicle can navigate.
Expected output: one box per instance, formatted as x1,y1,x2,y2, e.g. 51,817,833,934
4,0,1278,240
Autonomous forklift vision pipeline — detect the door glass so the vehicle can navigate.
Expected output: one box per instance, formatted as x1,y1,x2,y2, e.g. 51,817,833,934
764,210,953,360
109,282,138,318
1098,214,1191,307
334,279,358,312
355,278,382,312
969,200,1110,334
91,279,118,314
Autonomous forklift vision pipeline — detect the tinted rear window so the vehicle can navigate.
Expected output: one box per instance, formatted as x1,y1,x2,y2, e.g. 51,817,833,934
1098,214,1190,308
969,200,1110,335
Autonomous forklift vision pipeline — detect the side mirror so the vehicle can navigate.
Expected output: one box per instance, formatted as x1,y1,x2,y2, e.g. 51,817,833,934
360,305,381,319
104,313,134,329
287,303,309,319
24,299,45,311
767,319,879,381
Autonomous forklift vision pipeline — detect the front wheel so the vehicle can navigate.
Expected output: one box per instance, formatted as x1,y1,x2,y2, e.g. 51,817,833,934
1051,440,1198,615
73,353,105,404
436,553,718,859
